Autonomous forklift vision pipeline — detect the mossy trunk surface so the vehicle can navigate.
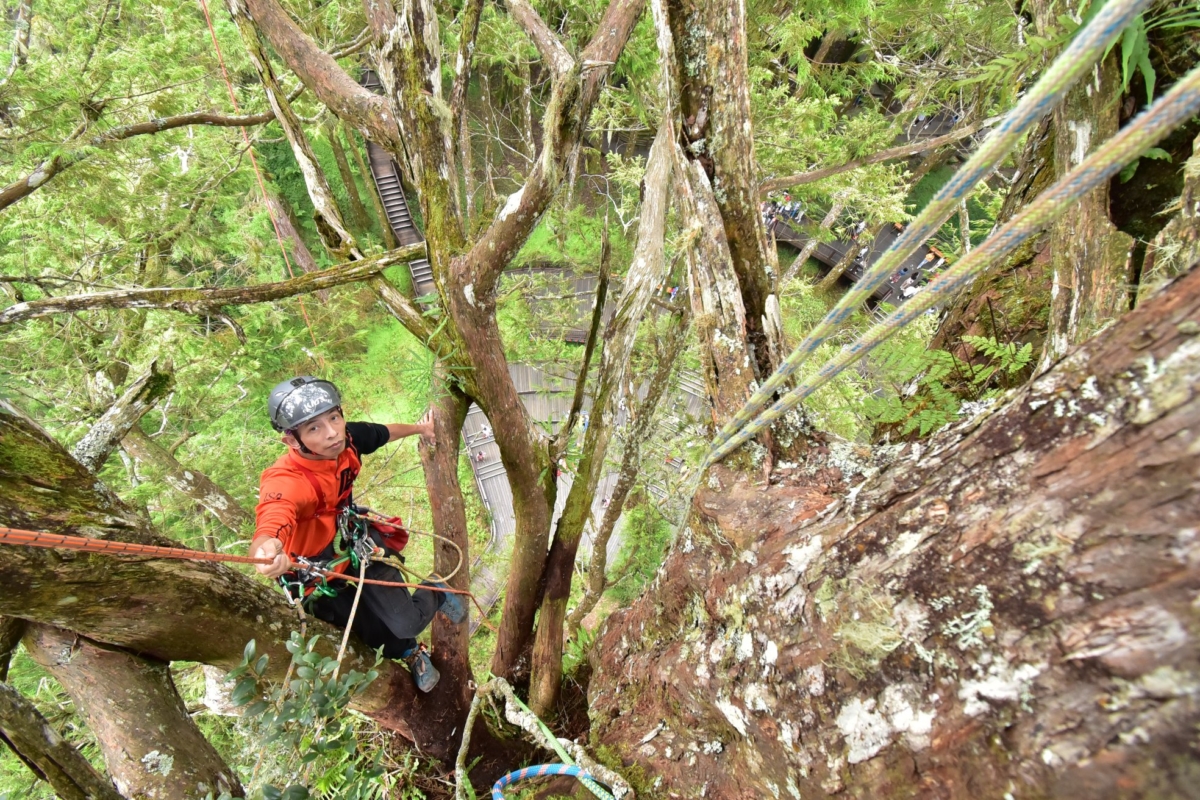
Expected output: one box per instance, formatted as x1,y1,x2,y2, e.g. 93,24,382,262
589,264,1200,798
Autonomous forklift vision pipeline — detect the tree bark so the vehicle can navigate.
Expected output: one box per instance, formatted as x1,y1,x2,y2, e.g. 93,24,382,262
121,427,253,535
0,399,400,708
24,624,244,799
669,0,784,385
325,119,372,233
676,156,758,427
958,198,971,254
1039,54,1134,371
0,682,124,800
71,361,174,474
528,120,675,716
0,245,424,326
590,263,1200,798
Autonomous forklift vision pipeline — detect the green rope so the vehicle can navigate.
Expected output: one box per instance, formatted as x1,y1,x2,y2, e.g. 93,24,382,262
708,0,1153,465
707,63,1200,463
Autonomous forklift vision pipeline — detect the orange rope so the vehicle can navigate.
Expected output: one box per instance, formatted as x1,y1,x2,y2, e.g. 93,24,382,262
196,0,323,367
0,525,495,630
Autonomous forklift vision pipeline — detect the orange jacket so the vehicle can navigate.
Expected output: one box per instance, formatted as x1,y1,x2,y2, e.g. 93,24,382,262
254,444,362,566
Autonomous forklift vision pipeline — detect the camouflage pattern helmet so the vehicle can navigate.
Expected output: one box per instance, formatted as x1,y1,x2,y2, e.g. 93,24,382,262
267,376,342,432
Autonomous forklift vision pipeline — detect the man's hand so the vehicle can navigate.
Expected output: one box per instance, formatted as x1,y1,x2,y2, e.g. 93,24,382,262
252,538,293,579
416,409,436,445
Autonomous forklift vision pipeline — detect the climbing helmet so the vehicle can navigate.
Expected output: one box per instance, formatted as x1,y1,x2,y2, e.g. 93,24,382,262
267,376,342,432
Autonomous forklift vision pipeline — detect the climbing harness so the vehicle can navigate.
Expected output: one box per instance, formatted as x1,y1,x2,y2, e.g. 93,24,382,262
706,62,1200,465
491,764,611,800
708,0,1153,464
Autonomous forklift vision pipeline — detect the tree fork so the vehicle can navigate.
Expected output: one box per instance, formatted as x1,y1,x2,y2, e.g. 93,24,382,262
528,120,675,715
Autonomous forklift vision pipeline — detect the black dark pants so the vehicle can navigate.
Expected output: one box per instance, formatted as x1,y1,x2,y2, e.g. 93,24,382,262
304,531,440,659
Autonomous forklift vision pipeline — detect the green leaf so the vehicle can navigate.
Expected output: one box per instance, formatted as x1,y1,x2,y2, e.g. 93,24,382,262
281,786,310,800
1142,147,1171,162
254,654,270,677
231,678,259,707
1119,159,1141,183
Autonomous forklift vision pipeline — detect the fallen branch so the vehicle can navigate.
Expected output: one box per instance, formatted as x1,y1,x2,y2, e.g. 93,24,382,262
0,109,277,212
759,118,992,193
0,244,425,325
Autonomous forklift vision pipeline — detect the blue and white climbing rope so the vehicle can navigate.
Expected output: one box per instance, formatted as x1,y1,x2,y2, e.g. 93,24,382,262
491,763,611,800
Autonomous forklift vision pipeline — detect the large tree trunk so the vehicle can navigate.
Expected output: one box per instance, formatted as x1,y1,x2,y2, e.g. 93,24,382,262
528,120,675,715
589,264,1200,797
24,624,243,799
121,427,253,535
669,0,784,384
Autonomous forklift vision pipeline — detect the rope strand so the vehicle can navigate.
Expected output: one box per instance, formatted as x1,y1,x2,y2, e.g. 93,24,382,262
707,63,1200,464
709,0,1153,463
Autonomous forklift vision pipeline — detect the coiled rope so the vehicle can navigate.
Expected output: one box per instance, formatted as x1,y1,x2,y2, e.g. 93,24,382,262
491,764,611,800
707,63,1200,463
708,0,1153,465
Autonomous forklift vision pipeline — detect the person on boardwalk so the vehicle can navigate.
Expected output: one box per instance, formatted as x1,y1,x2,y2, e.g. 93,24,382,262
250,376,465,692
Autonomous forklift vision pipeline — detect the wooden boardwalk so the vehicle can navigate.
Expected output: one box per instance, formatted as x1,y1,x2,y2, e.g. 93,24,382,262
771,217,944,304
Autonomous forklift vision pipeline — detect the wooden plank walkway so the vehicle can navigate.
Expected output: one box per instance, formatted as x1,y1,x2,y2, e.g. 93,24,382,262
771,216,945,304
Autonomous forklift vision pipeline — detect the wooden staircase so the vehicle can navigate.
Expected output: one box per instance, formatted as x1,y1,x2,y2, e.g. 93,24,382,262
360,70,434,297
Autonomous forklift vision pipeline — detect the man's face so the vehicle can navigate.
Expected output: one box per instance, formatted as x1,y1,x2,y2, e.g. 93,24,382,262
285,407,346,460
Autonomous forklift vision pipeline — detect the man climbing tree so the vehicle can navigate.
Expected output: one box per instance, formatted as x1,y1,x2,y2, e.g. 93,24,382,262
252,376,465,691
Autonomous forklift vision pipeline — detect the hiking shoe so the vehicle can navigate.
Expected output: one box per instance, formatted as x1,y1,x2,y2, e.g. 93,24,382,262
425,581,467,625
402,646,440,693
